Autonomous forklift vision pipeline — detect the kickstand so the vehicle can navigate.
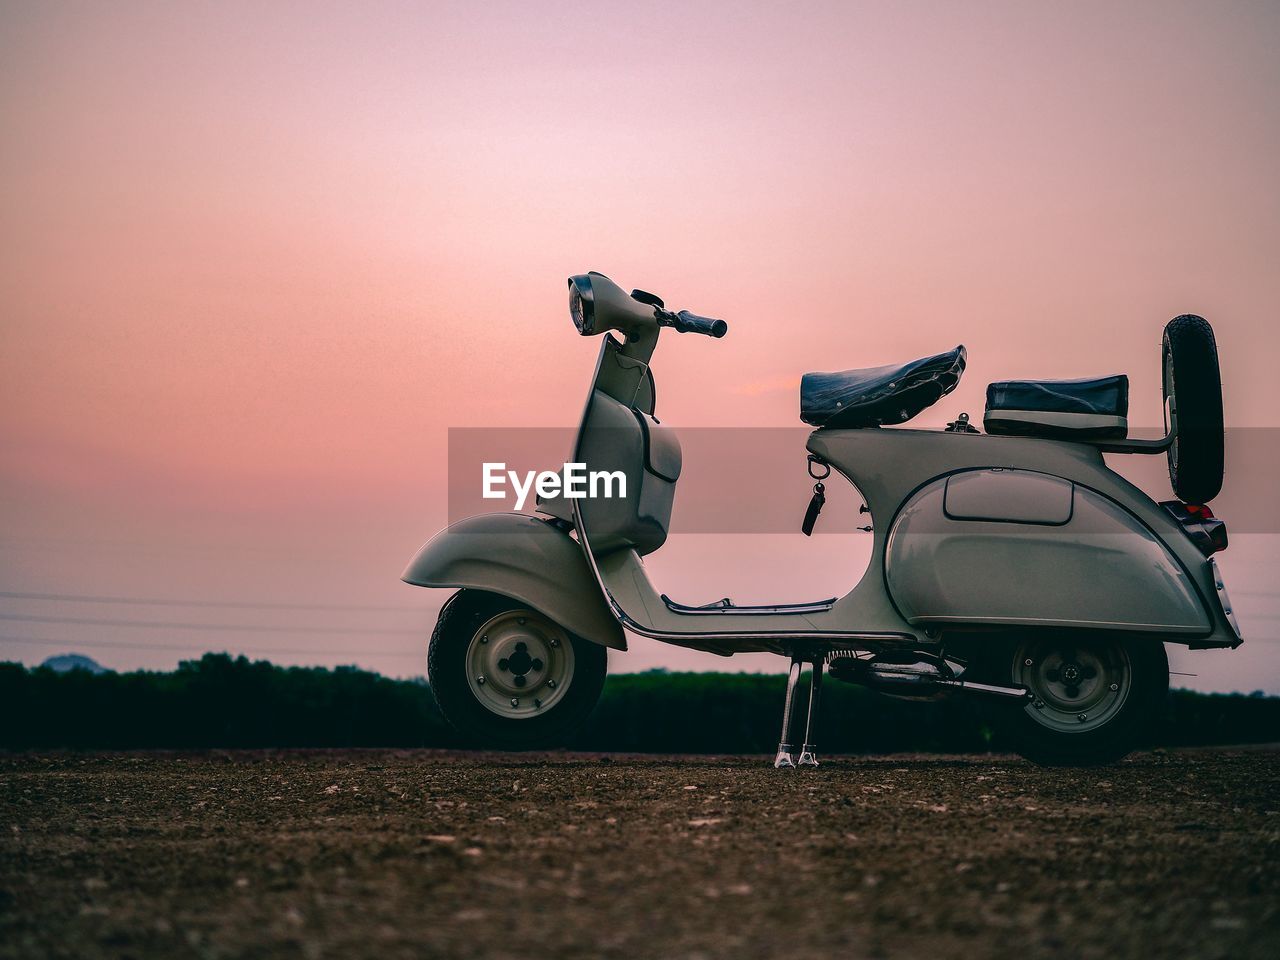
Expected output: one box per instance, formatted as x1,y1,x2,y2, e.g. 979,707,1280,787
773,657,803,768
774,654,826,769
797,656,824,767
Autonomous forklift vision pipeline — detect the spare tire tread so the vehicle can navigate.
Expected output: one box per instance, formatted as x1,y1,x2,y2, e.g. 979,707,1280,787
1163,314,1224,503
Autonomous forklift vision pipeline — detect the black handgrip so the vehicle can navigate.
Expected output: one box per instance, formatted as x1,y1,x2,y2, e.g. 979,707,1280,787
672,309,728,338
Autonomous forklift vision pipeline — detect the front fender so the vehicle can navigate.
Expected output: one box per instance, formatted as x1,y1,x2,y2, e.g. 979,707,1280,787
402,513,626,651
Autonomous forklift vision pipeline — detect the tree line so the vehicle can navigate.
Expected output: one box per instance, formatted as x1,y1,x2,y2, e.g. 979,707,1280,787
1,654,1276,752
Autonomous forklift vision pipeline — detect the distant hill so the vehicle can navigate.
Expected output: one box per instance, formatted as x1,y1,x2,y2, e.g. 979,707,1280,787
39,654,109,675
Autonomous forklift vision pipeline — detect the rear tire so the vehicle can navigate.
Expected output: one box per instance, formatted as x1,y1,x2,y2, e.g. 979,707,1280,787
428,590,607,749
1163,314,1224,503
975,636,1168,766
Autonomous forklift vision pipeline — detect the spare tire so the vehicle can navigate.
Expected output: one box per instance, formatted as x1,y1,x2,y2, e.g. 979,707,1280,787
1163,314,1224,503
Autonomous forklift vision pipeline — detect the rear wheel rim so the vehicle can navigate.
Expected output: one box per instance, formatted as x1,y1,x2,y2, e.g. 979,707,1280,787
1014,638,1131,734
465,609,575,719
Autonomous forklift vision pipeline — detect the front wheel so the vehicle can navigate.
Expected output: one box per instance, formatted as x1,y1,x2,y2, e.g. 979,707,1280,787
979,636,1168,766
428,590,608,749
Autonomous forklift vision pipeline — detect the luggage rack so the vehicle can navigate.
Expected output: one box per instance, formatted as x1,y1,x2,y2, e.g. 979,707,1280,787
1085,426,1175,455
661,595,837,616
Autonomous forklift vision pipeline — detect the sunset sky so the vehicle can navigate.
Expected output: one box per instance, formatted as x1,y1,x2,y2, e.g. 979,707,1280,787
2,1,1278,692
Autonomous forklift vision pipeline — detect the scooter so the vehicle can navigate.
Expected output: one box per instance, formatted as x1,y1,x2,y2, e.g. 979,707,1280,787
404,272,1241,766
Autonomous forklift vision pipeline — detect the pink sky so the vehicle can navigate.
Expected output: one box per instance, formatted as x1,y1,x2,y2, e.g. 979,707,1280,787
2,1,1278,691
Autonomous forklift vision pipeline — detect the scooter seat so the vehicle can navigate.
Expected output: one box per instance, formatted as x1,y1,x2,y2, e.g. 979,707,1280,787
984,375,1129,439
800,346,967,429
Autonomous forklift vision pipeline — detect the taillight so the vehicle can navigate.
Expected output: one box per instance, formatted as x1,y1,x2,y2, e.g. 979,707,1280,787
1204,518,1229,553
1160,501,1228,555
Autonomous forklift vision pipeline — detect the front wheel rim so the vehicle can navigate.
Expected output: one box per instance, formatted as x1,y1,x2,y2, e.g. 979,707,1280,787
465,609,575,718
1014,638,1131,734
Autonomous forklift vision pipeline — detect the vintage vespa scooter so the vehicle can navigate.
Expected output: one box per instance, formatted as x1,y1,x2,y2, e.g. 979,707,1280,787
404,272,1241,766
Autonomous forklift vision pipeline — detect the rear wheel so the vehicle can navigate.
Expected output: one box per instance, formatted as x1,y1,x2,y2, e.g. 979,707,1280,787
428,590,608,749
978,636,1168,766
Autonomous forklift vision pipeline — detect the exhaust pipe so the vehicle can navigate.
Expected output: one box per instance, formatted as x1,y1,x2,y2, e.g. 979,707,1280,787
934,677,1032,700
829,653,1031,702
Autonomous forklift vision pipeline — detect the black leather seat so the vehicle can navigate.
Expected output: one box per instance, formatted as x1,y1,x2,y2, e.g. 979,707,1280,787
984,375,1129,439
800,346,967,429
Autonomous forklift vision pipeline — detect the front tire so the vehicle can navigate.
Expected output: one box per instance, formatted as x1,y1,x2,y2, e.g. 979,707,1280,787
428,590,607,749
980,636,1169,766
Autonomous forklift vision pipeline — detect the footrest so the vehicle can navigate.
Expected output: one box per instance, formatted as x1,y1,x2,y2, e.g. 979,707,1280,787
661,595,836,616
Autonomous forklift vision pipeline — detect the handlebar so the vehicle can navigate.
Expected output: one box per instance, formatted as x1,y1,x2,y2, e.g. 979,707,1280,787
657,307,728,338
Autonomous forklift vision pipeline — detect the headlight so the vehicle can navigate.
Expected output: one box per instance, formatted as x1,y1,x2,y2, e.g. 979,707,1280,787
568,274,595,335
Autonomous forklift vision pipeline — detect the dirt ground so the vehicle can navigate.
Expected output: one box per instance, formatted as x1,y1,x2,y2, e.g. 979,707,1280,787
0,749,1277,960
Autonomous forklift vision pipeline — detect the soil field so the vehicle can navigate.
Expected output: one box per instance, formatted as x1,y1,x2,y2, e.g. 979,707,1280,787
1,749,1277,960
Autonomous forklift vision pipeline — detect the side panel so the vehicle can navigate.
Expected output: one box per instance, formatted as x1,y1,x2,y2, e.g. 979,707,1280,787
885,469,1211,633
402,513,626,650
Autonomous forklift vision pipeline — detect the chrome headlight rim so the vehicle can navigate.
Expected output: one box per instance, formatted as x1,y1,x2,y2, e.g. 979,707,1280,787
568,274,595,335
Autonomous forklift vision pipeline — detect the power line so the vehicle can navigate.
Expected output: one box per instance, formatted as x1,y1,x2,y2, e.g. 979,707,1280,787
0,590,424,612
3,629,1276,659
0,613,424,635
0,634,423,658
